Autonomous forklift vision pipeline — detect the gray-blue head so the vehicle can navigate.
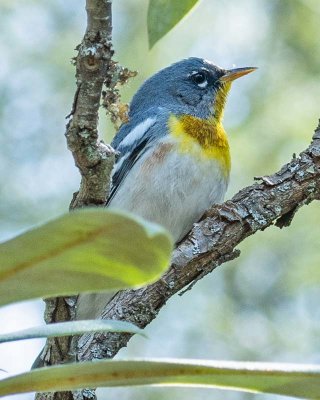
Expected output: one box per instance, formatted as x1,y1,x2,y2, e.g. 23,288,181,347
129,57,256,120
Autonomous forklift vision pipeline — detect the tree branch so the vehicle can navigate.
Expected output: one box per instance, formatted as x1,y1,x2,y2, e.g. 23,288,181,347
66,0,115,210
77,123,320,370
35,1,119,399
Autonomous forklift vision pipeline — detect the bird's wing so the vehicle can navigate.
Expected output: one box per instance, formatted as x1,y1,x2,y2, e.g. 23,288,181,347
107,108,168,205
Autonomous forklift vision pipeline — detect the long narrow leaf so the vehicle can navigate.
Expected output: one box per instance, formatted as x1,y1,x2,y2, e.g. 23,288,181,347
148,0,199,48
0,320,145,344
0,209,173,306
0,359,319,398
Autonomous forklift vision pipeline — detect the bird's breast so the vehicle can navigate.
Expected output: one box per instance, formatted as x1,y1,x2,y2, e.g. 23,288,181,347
167,113,231,178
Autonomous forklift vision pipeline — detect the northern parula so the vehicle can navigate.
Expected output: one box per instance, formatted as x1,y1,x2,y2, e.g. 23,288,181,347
77,57,256,319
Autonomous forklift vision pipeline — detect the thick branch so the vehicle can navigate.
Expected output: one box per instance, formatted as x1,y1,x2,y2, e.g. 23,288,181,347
66,0,115,209
35,1,116,399
78,124,320,364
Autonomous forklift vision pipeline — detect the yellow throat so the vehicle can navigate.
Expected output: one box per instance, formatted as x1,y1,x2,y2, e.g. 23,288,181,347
168,82,231,177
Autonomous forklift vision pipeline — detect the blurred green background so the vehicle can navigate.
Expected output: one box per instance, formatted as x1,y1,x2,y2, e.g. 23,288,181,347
0,1,319,399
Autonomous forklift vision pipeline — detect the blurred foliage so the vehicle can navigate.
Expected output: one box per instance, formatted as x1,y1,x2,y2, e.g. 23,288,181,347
147,0,200,48
0,209,172,305
1,359,319,399
0,0,319,400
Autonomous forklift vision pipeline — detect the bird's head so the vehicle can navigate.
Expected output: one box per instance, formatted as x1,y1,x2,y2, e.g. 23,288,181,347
130,57,256,121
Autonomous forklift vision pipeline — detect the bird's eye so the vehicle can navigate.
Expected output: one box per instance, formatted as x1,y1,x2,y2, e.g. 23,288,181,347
191,71,208,88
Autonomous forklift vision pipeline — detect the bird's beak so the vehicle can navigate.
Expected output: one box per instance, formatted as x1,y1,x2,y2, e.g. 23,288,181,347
219,67,257,82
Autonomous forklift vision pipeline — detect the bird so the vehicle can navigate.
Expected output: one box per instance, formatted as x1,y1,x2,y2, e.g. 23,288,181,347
76,57,256,320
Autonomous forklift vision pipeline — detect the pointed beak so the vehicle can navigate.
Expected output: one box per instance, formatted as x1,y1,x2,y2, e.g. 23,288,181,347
219,67,257,82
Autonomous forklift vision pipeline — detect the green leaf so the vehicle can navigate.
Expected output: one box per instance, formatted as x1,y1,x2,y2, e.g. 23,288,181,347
0,359,320,398
0,209,173,306
147,0,199,48
0,320,145,344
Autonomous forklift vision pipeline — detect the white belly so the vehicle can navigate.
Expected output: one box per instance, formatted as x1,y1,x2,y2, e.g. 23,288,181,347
109,138,229,242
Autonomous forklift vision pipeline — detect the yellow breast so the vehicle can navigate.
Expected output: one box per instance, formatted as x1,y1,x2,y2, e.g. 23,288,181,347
168,114,231,177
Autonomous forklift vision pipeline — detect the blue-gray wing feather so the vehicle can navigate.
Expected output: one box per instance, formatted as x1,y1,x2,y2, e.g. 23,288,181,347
107,108,169,205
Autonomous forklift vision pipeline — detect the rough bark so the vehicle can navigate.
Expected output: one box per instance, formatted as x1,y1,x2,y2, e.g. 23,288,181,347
77,124,320,373
66,0,115,210
35,1,117,399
